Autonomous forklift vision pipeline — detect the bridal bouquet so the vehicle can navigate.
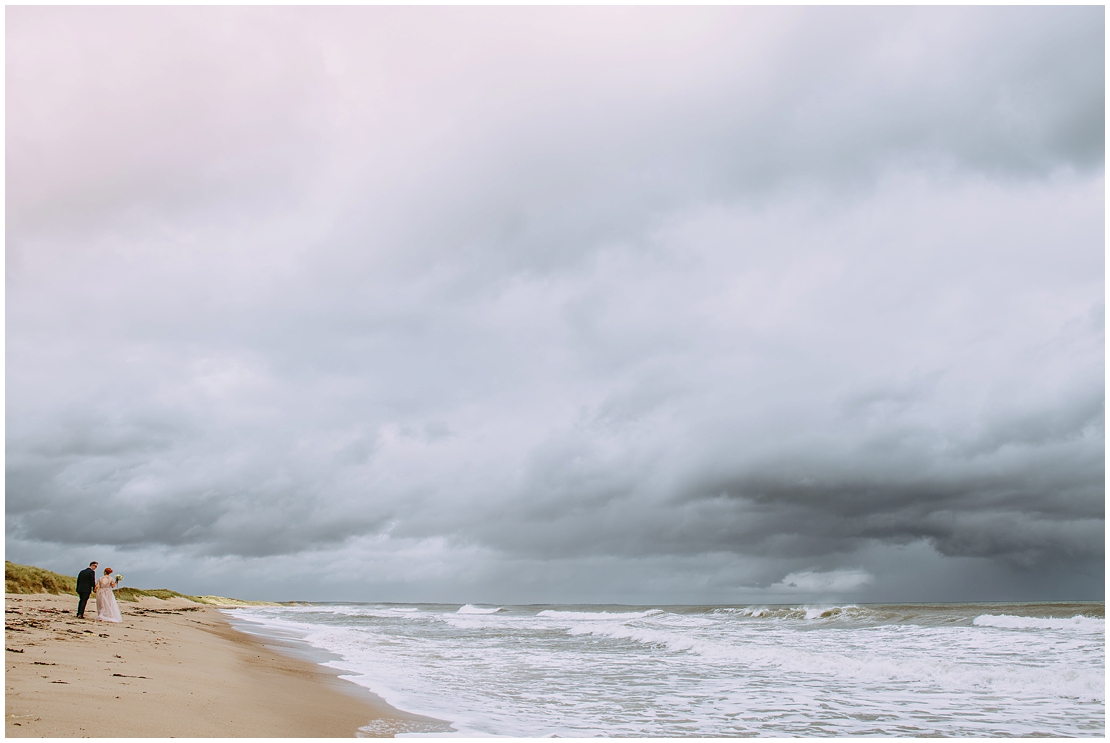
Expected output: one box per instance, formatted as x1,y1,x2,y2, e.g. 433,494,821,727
114,574,123,584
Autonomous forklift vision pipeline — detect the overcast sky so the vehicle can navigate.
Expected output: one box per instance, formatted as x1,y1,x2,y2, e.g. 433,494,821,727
7,6,1104,604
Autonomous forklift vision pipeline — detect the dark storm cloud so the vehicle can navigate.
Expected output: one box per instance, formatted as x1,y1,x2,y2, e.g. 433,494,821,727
6,6,1103,601
6,406,391,556
454,383,1102,562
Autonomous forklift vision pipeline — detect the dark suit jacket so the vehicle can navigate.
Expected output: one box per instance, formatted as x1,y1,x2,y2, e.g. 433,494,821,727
76,567,96,595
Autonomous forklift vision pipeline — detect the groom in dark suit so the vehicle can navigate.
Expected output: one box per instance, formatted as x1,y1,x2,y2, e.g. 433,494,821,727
76,561,98,618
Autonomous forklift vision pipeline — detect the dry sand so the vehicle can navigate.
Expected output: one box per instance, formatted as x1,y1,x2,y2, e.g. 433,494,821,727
5,592,450,737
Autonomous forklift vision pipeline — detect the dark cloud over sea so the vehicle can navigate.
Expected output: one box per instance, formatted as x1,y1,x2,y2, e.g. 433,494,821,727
7,6,1103,603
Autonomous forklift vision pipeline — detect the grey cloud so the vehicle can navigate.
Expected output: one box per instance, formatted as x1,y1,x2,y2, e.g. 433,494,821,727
10,8,1102,247
6,7,1103,602
8,454,389,558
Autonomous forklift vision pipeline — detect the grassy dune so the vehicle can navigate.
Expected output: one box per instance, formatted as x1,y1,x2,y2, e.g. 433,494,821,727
5,561,77,595
5,561,278,605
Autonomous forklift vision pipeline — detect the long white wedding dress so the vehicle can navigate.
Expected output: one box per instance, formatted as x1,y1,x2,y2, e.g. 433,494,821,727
94,575,123,622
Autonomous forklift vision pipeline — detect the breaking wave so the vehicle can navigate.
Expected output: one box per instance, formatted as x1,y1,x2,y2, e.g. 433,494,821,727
224,600,1105,737
973,614,1104,631
457,604,502,614
537,609,664,621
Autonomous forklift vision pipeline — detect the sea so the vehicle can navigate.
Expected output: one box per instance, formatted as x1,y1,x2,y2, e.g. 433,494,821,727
225,601,1104,737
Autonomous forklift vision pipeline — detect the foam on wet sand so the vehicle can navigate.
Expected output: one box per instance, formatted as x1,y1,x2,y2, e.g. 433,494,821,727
4,592,442,737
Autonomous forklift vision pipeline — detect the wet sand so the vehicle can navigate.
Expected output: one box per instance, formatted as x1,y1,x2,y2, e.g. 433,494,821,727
4,592,446,737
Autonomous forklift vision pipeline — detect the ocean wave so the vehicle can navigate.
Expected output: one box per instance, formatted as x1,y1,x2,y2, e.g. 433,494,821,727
566,620,703,653
457,604,502,614
714,605,869,621
973,614,1104,631
562,619,1103,702
802,605,861,620
228,602,1105,736
537,609,664,621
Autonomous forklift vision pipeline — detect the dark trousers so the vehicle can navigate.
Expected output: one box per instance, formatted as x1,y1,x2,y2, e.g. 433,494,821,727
77,591,91,617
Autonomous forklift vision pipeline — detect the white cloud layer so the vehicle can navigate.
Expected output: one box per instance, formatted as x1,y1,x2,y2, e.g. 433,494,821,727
6,6,1103,603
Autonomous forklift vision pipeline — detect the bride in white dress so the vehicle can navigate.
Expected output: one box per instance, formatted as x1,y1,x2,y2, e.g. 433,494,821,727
94,568,123,623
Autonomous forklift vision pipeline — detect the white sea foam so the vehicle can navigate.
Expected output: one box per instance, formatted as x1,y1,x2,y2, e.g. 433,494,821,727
536,609,663,621
558,621,1101,710
723,606,772,617
973,614,1103,631
456,604,502,614
714,604,873,621
227,602,1105,737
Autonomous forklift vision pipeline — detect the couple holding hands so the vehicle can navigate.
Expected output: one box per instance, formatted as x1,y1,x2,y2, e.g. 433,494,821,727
75,561,124,623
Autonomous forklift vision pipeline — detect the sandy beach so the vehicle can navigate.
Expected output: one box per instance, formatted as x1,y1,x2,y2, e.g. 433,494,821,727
4,592,447,737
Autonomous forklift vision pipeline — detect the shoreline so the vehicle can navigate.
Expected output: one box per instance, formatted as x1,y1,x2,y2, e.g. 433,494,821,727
4,592,450,737
220,608,456,736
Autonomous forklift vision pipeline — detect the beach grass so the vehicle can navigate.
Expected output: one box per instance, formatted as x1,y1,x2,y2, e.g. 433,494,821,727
5,561,195,602
5,561,281,605
114,586,199,603
5,561,77,595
